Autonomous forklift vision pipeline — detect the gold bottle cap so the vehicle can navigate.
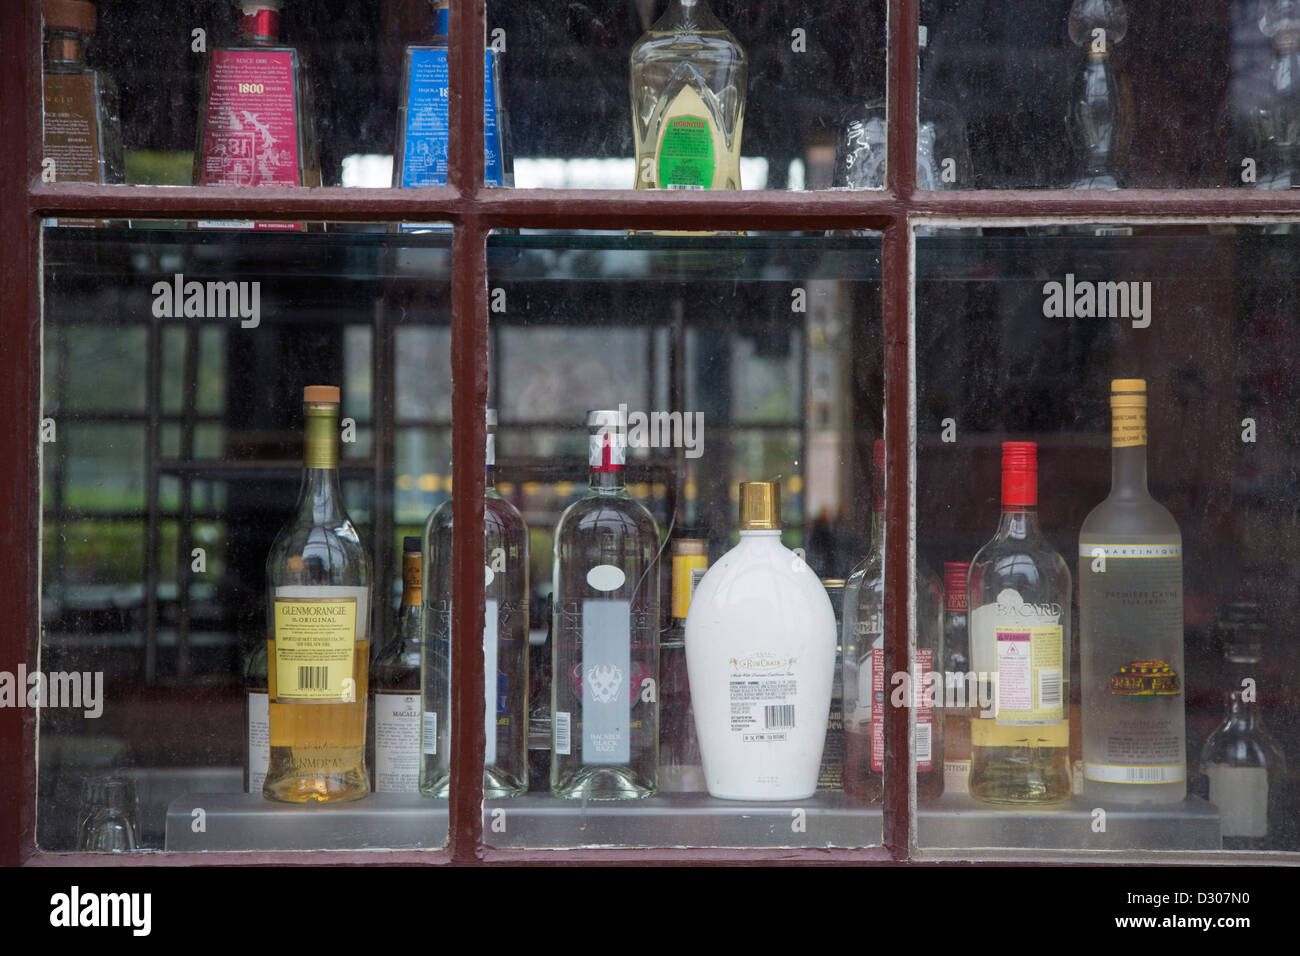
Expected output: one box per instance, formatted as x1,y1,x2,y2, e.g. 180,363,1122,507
1111,378,1146,397
303,385,340,405
738,481,781,531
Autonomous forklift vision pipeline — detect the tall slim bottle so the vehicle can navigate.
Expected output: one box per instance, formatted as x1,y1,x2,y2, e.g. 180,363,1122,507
551,410,661,799
394,0,513,190
629,0,746,190
370,537,423,794
1079,379,1186,802
968,442,1071,804
244,640,269,793
194,0,320,229
942,561,972,793
264,386,371,802
42,0,123,188
842,440,944,803
421,409,530,798
659,535,708,792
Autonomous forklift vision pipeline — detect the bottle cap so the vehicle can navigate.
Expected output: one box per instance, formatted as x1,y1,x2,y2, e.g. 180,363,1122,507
943,561,969,594
671,537,708,556
586,409,620,430
403,536,422,553
1001,441,1037,507
43,0,96,33
738,481,781,531
303,385,340,404
1110,378,1147,406
234,0,283,11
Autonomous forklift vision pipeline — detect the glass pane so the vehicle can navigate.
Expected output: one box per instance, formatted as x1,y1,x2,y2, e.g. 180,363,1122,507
39,223,452,852
917,224,1300,855
480,230,882,848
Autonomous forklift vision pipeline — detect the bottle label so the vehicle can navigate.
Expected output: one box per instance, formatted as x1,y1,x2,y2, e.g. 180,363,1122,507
655,86,721,189
198,50,301,189
726,652,800,744
246,690,269,794
580,599,631,765
971,594,1065,727
1079,543,1185,783
868,644,884,771
42,73,101,183
915,647,935,771
374,691,421,793
400,48,504,188
272,587,368,701
1207,764,1268,838
484,598,499,766
1112,403,1146,448
671,553,708,619
588,431,627,470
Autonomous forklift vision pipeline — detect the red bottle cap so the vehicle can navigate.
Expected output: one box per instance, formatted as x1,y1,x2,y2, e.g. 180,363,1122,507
872,439,885,468
1000,441,1037,509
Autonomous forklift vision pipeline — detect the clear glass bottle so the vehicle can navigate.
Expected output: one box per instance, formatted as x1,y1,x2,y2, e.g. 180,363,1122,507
263,386,371,803
968,442,1072,805
41,0,123,188
842,440,945,804
1253,1,1300,188
370,537,423,794
942,561,972,793
421,409,530,798
629,0,746,190
551,410,661,799
658,535,707,792
1066,0,1129,189
394,0,513,190
194,0,321,203
1079,379,1186,803
243,640,269,794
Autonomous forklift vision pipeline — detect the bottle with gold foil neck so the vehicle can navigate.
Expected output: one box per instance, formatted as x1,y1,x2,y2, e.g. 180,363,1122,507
369,537,423,793
685,481,836,801
659,535,708,791
42,0,123,199
264,386,372,802
1079,378,1186,803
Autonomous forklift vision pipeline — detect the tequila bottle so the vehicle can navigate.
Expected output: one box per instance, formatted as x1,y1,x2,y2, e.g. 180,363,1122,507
630,0,746,190
264,386,371,802
41,0,123,188
194,0,320,227
842,440,944,803
394,0,513,190
421,409,530,798
551,410,661,799
968,442,1072,804
370,537,423,793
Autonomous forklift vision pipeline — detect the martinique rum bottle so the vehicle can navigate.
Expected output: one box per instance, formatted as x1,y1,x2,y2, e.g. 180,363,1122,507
264,386,371,802
629,0,746,190
194,0,320,228
968,442,1072,804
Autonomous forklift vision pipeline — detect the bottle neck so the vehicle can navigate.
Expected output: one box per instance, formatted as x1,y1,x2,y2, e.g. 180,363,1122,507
432,5,450,38
45,32,87,66
298,406,344,524
589,467,626,492
237,8,281,43
1111,441,1149,496
996,506,1043,541
1225,692,1260,728
401,556,422,608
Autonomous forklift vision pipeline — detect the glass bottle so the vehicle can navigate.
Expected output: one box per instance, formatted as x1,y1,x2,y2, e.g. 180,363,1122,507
41,0,123,188
942,561,972,793
1254,0,1300,188
842,440,945,804
1066,0,1129,189
263,386,371,803
243,640,269,794
370,537,423,793
194,0,321,212
658,535,708,792
421,409,530,798
819,578,846,792
394,0,513,190
1079,379,1186,803
551,410,661,799
968,442,1072,805
629,0,747,190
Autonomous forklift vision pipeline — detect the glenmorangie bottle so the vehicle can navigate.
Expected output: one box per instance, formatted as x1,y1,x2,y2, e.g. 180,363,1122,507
264,386,371,802
968,442,1071,804
1079,379,1186,802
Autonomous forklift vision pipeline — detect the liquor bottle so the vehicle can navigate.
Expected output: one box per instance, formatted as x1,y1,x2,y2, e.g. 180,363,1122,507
968,442,1071,804
1253,1,1300,189
263,386,371,802
658,535,708,792
421,409,530,798
394,0,513,190
1199,606,1287,849
194,0,320,228
818,578,846,792
243,640,269,794
842,440,944,803
551,410,661,799
686,481,835,800
942,561,972,794
629,0,747,191
370,537,423,794
1066,0,1129,189
1079,379,1186,803
41,0,123,189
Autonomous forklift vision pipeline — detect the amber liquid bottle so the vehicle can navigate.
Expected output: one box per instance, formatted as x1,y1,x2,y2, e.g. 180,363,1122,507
42,0,123,189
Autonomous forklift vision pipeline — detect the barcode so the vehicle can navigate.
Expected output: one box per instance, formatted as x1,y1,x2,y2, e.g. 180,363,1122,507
666,183,706,190
765,705,795,729
915,721,932,762
554,711,572,756
1039,669,1062,708
422,712,437,756
297,666,329,690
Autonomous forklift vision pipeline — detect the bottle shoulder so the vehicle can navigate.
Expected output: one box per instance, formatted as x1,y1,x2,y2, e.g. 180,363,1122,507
1080,493,1181,539
555,491,660,542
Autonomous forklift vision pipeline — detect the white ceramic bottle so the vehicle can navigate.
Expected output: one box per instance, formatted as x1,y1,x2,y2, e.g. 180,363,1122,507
685,481,836,800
